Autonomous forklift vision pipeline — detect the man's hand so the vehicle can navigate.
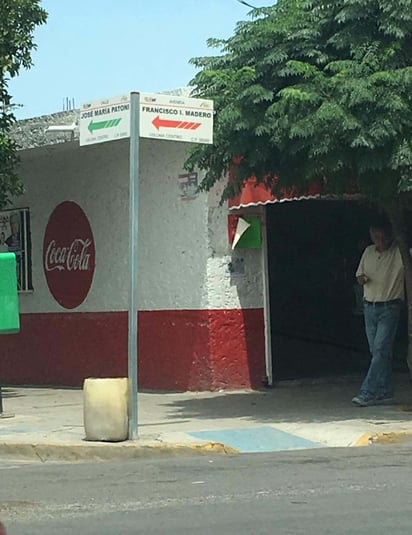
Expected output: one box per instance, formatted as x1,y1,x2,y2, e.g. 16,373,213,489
357,274,369,285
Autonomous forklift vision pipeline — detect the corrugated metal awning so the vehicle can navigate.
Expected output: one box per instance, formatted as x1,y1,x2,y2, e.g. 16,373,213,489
228,177,323,210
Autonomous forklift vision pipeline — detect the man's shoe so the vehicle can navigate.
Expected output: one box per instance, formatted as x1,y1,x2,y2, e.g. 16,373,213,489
352,395,376,407
375,396,394,405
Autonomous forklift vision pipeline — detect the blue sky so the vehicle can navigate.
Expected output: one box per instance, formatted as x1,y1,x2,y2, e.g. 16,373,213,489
10,0,269,120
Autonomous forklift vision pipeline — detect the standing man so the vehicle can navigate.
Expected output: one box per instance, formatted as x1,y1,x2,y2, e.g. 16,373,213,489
352,216,404,407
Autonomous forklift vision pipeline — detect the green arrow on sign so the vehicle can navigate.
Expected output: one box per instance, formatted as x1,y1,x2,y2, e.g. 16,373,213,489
88,118,122,134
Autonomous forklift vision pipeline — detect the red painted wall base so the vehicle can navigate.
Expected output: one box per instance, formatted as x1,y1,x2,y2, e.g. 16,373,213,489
0,309,265,391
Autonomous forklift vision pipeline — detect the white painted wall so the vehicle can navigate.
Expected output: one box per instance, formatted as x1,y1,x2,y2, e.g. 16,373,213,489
206,182,264,310
16,139,129,313
15,137,210,313
14,136,263,314
138,139,209,310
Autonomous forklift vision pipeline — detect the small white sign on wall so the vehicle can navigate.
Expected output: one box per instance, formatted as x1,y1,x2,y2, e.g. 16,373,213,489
225,256,246,276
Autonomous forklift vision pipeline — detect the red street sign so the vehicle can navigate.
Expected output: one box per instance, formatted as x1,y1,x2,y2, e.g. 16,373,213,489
152,115,201,131
140,92,213,143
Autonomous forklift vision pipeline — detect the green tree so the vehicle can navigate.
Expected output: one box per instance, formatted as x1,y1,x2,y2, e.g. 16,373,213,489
185,0,412,371
0,0,47,207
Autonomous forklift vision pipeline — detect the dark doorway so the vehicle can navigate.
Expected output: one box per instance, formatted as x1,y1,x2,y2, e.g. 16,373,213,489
267,200,407,380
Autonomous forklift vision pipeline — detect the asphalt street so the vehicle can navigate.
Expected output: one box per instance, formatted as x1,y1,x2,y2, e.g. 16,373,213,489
1,444,412,534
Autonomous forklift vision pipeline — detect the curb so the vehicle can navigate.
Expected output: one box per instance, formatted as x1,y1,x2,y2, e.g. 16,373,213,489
353,430,412,447
0,440,239,462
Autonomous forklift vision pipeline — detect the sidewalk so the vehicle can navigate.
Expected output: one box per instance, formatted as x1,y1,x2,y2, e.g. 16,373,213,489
0,373,412,462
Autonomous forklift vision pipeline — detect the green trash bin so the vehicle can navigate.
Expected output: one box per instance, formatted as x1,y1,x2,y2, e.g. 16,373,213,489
0,252,20,334
0,252,19,416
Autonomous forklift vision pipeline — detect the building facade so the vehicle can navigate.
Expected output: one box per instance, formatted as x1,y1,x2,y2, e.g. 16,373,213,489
0,111,267,391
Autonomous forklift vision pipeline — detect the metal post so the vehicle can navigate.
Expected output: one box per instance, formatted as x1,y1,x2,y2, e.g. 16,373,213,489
0,384,14,419
261,208,273,386
128,92,140,439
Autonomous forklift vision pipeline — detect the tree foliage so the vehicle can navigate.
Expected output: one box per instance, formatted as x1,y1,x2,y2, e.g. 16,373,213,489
185,0,412,204
0,0,47,208
186,0,412,371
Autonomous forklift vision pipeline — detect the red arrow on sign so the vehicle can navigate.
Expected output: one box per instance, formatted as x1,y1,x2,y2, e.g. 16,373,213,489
152,115,201,131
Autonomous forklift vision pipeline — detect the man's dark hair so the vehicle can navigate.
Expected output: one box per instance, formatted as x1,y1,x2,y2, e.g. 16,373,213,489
369,214,392,235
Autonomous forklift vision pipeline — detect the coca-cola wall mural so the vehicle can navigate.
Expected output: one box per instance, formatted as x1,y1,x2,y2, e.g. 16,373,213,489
43,201,96,309
0,207,33,292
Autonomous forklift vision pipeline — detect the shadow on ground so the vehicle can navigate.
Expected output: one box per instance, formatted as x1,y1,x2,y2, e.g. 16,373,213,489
0,388,24,399
160,373,412,425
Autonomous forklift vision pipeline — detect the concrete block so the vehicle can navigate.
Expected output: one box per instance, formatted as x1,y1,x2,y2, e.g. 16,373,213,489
83,377,129,442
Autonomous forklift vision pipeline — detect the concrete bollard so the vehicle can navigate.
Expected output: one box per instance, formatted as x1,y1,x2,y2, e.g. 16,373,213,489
83,377,129,442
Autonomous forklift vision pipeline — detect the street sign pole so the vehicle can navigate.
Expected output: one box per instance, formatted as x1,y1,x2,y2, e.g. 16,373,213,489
128,92,140,439
80,90,213,439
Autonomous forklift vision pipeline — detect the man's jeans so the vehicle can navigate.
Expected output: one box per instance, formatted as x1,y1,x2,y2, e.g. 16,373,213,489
360,300,402,399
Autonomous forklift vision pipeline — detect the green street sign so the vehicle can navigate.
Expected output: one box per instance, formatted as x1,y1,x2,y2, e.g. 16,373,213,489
88,118,122,134
0,253,20,334
80,94,131,146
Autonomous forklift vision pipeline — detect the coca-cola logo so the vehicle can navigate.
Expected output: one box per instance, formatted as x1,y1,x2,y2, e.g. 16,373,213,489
43,201,96,309
44,239,92,272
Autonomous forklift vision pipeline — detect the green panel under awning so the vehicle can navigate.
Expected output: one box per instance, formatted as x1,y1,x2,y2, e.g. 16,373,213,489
235,216,262,249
